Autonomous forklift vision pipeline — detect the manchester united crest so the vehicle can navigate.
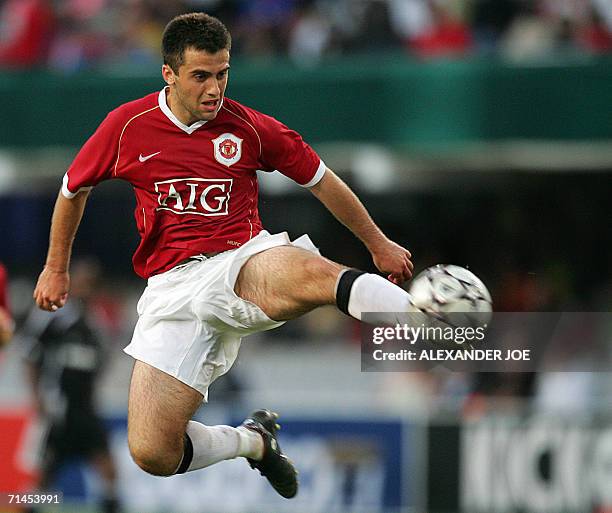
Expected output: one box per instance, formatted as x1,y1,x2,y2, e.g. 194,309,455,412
212,133,243,167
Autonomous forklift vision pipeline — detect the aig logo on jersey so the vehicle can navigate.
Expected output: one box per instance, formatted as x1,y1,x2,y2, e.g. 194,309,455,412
155,178,232,216
212,133,242,167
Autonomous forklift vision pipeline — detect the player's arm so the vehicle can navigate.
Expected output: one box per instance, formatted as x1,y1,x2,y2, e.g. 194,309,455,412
34,190,90,311
0,307,13,347
309,168,413,284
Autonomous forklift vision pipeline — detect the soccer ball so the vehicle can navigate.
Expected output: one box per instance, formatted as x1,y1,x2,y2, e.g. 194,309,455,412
408,264,493,339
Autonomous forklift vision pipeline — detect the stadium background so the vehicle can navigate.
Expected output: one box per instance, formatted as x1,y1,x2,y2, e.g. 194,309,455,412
1,0,611,512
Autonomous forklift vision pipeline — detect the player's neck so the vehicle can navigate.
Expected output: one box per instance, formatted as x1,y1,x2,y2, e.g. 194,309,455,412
165,88,199,126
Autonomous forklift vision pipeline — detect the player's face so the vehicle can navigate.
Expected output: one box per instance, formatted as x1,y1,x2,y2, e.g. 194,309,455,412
163,47,230,125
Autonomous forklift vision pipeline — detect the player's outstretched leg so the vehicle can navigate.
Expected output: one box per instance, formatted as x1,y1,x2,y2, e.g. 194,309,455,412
235,246,417,324
241,409,298,498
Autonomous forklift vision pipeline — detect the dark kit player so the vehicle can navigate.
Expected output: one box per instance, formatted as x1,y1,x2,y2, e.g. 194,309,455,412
34,13,417,498
23,260,119,513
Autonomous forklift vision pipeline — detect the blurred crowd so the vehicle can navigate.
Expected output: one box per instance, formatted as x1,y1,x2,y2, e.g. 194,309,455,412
1,0,612,72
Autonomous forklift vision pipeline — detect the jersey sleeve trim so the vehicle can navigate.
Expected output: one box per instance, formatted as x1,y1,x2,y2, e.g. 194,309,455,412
301,160,327,188
221,105,262,157
61,173,93,199
113,105,160,176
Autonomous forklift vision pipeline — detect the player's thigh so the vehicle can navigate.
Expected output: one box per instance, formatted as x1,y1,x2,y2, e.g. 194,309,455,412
234,246,346,321
128,360,203,464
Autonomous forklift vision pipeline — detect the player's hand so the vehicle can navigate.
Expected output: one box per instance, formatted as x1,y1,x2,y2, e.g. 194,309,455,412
370,239,413,285
33,266,69,312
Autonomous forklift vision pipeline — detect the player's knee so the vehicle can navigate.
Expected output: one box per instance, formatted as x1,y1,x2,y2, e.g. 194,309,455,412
128,439,180,477
301,256,343,290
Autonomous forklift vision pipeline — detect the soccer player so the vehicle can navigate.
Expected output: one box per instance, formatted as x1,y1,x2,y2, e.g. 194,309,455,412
0,261,14,347
22,260,120,513
33,13,415,498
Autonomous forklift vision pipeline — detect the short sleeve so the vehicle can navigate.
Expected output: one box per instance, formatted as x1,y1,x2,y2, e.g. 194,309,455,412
256,113,326,187
61,110,123,198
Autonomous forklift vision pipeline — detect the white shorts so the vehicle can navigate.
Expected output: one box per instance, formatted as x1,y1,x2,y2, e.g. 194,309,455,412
124,231,319,400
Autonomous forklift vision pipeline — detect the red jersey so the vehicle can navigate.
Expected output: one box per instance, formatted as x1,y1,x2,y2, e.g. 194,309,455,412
0,263,9,313
62,89,325,278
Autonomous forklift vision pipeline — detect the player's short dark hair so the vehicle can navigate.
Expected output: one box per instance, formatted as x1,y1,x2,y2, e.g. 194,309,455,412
162,13,231,72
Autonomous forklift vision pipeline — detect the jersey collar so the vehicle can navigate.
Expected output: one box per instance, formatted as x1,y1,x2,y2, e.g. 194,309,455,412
158,87,223,134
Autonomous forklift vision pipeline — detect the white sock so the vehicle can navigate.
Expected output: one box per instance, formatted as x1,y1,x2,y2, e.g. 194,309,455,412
340,272,418,324
236,425,264,460
182,421,263,473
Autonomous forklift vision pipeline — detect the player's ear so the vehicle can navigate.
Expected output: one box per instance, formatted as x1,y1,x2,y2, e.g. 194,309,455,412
162,64,176,85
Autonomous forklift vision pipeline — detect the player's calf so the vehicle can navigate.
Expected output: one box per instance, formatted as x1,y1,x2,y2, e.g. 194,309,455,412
127,361,202,476
129,420,264,477
335,269,419,323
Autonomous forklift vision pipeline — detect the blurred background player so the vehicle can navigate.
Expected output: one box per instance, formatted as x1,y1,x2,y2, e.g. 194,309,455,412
0,261,14,348
20,259,120,513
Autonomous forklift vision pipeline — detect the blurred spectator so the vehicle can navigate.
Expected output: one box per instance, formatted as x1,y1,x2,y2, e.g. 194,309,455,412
388,0,433,42
0,262,14,347
2,0,612,71
576,6,612,53
288,1,333,64
407,0,473,58
231,0,296,57
0,0,54,68
47,10,110,73
471,0,520,53
593,0,612,29
500,1,559,61
111,0,168,69
347,0,402,53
